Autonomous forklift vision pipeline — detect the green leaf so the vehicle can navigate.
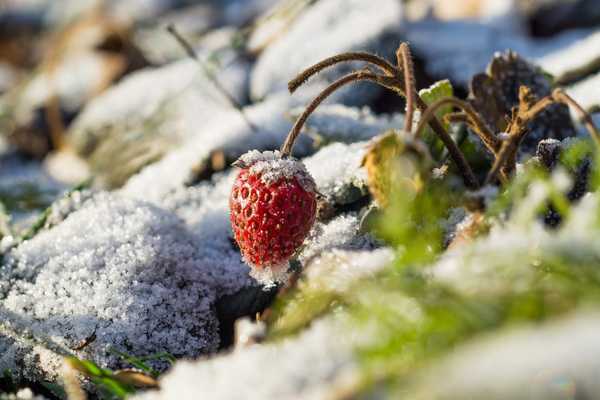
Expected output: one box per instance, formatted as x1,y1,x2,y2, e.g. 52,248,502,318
109,349,174,378
418,80,454,158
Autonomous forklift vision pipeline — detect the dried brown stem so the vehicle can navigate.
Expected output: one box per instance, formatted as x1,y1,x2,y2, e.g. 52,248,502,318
415,97,500,155
288,52,398,93
283,43,479,189
281,69,388,156
552,89,600,146
398,43,416,134
444,112,470,124
485,89,555,185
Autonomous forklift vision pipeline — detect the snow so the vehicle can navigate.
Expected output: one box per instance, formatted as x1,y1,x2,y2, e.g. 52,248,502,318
68,57,249,185
0,193,220,378
405,19,593,85
431,188,600,298
414,312,600,399
304,142,369,205
131,247,394,400
539,30,600,83
294,104,405,144
120,93,312,204
133,318,357,400
302,248,394,294
250,0,403,103
300,213,378,264
566,71,600,112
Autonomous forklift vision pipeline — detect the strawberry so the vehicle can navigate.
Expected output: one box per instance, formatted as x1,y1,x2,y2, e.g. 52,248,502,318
230,150,317,284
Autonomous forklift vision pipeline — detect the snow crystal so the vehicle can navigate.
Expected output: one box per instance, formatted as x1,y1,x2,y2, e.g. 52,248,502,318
0,192,220,379
300,213,377,264
246,262,291,289
236,150,317,192
158,171,255,297
303,142,369,205
133,318,357,400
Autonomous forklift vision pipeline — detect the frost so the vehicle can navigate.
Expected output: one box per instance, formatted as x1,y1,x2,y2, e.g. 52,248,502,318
304,142,369,205
250,0,403,103
133,319,357,400
237,150,316,192
0,193,220,380
300,213,377,264
431,192,600,298
246,262,291,289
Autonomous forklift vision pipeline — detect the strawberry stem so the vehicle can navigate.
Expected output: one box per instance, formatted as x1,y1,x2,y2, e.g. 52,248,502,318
288,52,398,94
283,43,480,189
281,69,389,156
398,43,416,134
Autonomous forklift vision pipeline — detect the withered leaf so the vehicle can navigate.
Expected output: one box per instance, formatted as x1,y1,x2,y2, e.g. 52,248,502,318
469,51,575,154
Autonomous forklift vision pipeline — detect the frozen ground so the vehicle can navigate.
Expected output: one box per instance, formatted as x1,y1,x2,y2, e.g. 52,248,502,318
1,0,600,398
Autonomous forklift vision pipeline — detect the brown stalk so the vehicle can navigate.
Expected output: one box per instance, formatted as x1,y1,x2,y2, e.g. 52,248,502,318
485,87,555,184
281,69,390,156
415,97,500,155
283,44,479,189
398,43,416,134
288,52,398,93
444,112,470,124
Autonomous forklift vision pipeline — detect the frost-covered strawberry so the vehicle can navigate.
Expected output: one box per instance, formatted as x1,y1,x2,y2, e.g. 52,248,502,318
230,150,317,284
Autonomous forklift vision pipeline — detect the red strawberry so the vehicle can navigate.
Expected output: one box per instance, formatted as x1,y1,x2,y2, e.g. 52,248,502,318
229,150,317,284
